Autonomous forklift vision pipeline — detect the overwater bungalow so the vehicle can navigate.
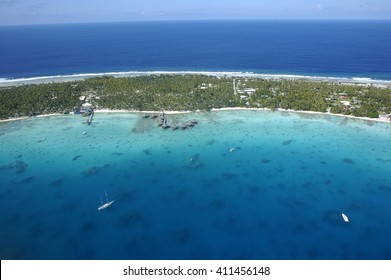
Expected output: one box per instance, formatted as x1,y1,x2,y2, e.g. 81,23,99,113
162,122,171,129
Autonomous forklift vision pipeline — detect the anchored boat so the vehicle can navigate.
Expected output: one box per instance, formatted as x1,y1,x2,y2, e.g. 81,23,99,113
98,191,114,211
341,213,349,222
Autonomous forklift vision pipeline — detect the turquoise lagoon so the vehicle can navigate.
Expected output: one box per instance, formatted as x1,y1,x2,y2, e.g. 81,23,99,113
0,110,390,259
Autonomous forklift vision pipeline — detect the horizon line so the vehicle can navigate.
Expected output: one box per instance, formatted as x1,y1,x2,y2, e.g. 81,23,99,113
1,18,391,27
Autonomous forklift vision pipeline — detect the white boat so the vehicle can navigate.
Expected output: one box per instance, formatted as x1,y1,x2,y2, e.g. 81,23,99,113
98,191,114,211
341,213,349,222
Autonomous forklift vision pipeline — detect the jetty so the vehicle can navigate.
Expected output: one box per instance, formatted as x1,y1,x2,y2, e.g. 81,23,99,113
74,105,95,125
86,110,94,125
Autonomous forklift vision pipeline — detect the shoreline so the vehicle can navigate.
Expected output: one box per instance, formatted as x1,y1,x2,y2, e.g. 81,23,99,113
94,109,193,115
0,113,63,123
211,107,391,123
1,108,389,124
1,71,391,87
1,72,389,125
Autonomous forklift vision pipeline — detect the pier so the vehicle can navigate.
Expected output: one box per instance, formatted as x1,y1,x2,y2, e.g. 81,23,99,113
75,105,95,125
86,110,94,125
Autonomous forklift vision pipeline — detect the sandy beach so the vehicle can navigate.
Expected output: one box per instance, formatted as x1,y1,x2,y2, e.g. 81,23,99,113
95,107,390,124
0,113,63,123
2,107,389,125
94,109,193,115
212,107,391,123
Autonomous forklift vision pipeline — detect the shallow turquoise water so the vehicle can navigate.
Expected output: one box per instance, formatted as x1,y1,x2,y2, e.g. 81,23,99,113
0,110,390,259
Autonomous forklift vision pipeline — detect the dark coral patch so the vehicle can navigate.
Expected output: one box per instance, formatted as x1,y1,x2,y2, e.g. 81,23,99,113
50,179,64,187
81,166,101,176
343,158,355,164
0,160,28,174
282,139,294,145
72,155,82,161
19,176,35,184
143,149,151,155
378,185,391,192
188,154,204,169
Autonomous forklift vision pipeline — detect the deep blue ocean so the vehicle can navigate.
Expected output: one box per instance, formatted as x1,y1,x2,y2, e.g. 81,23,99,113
0,20,391,80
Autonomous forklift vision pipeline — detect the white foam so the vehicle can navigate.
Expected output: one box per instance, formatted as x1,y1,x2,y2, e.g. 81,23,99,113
1,71,391,85
351,77,373,82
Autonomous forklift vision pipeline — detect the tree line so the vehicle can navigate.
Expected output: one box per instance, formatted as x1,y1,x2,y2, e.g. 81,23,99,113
0,74,390,120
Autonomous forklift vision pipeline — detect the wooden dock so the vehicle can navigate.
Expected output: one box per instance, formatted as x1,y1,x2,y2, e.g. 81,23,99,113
86,110,94,125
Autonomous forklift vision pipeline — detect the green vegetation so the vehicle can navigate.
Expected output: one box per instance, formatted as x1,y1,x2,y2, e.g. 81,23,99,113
239,78,391,118
0,74,390,120
84,75,237,111
0,82,82,119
